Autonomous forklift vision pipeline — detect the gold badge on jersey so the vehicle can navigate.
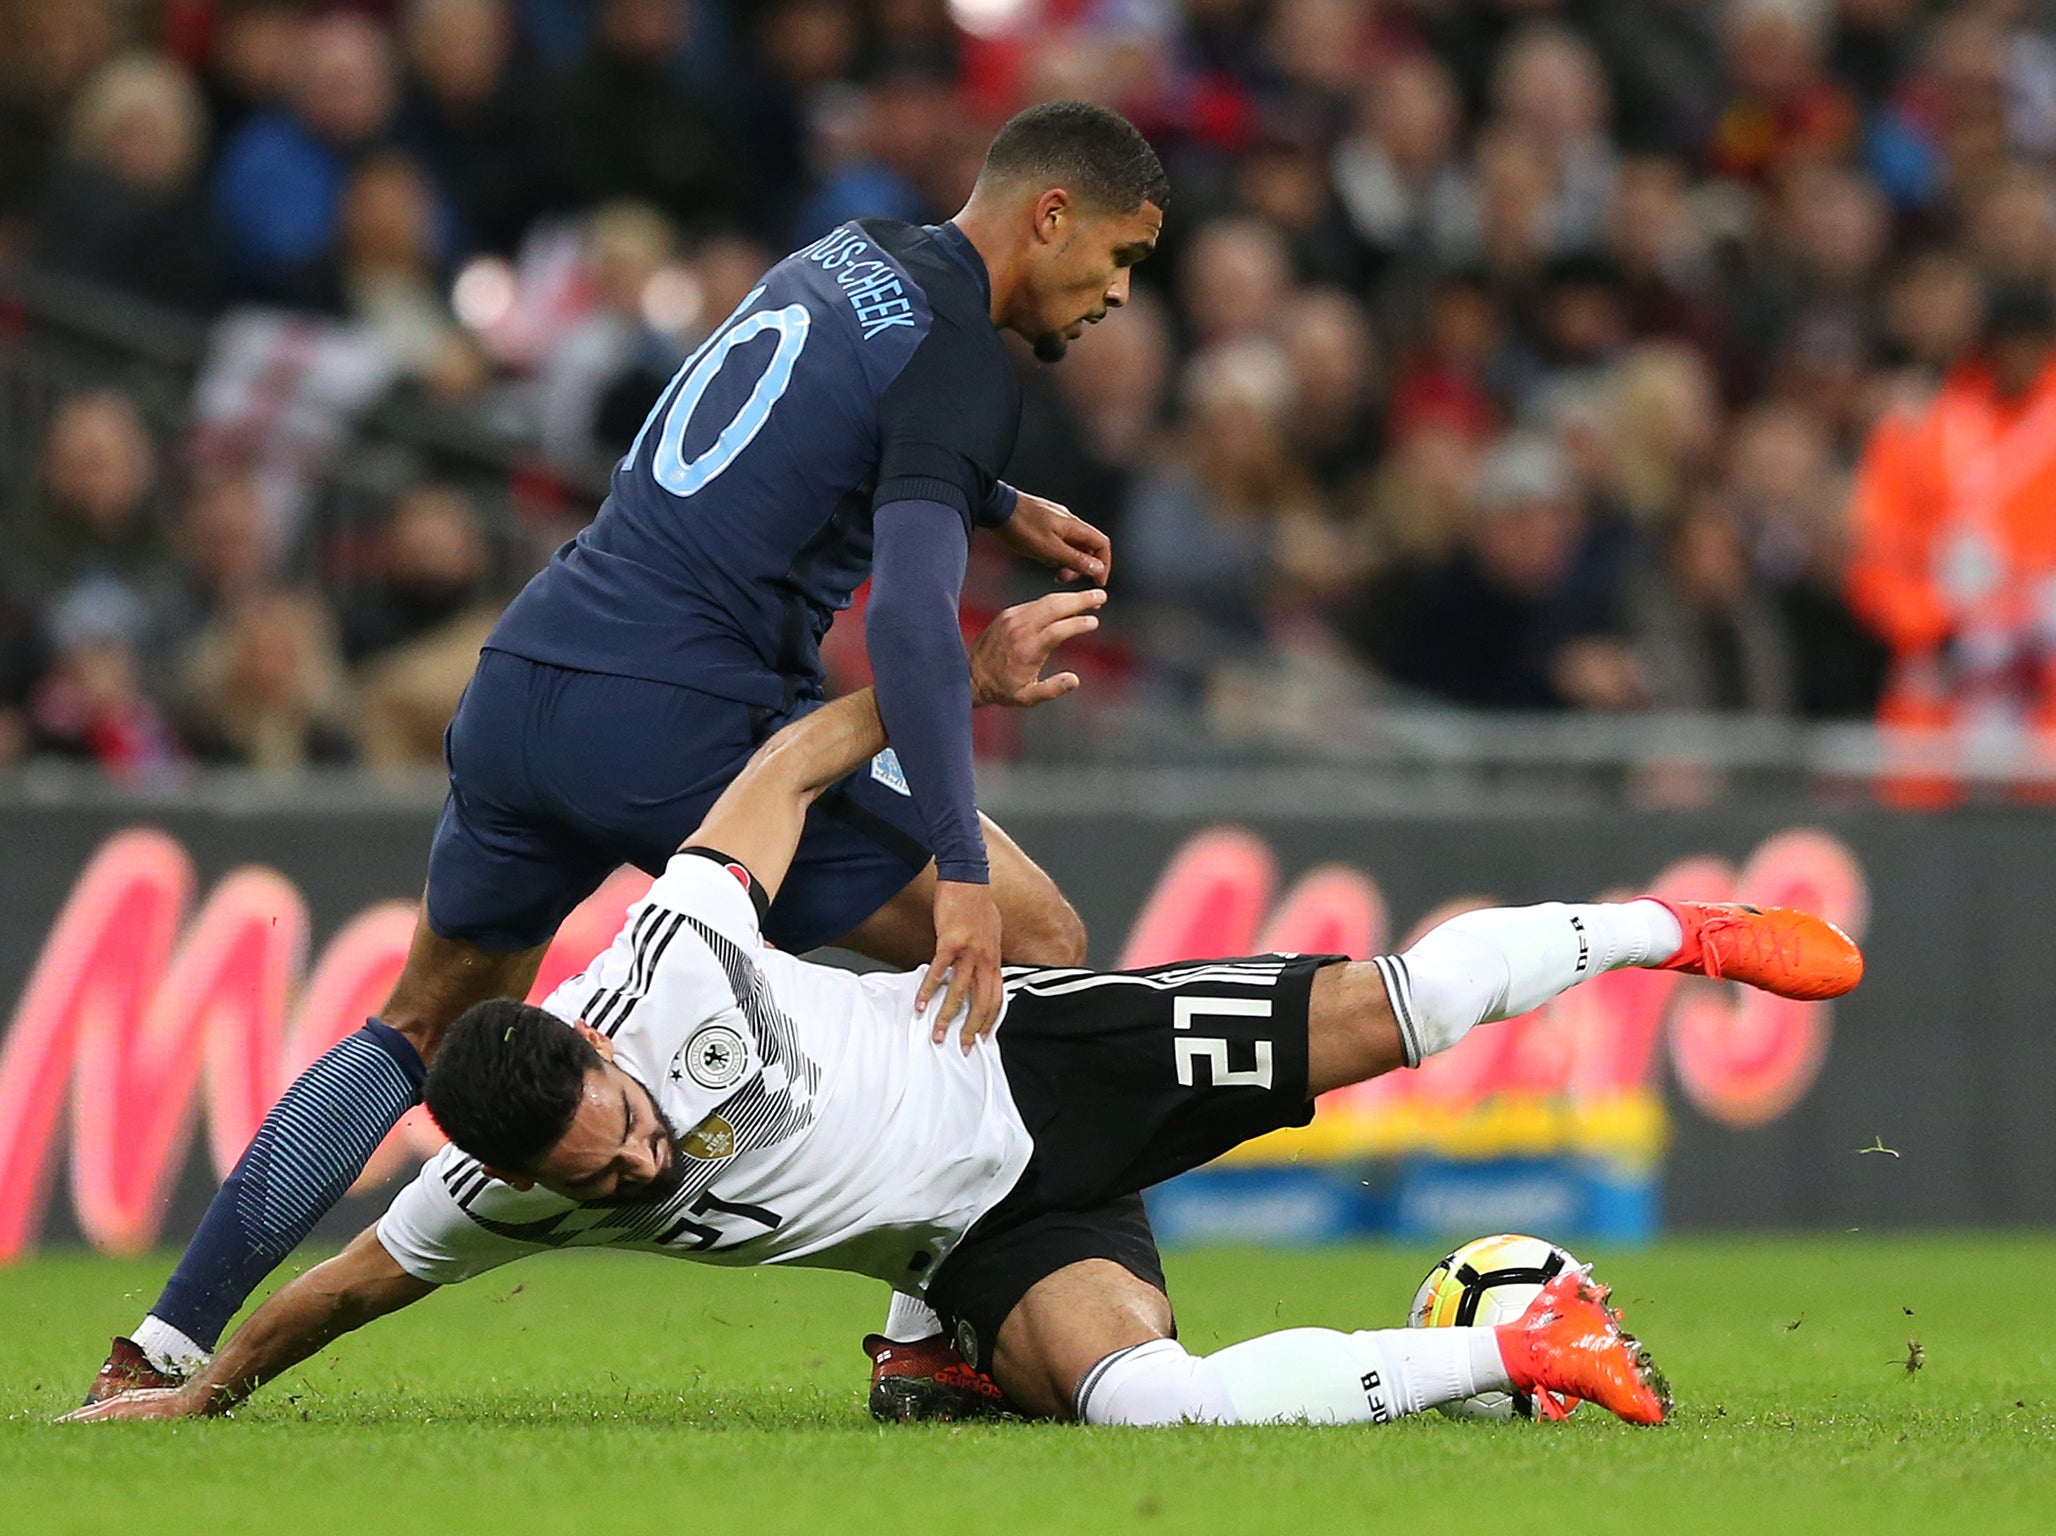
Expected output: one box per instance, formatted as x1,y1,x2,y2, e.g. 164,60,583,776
682,1113,735,1161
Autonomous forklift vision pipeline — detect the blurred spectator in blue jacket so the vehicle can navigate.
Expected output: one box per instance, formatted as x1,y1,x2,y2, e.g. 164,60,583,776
211,10,404,297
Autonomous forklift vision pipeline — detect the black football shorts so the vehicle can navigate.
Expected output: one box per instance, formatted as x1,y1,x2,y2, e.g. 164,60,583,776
926,952,1344,1371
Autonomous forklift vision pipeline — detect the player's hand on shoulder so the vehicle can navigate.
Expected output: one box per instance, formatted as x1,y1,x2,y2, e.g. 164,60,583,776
919,880,1003,1053
970,588,1105,708
59,1386,207,1424
995,493,1112,585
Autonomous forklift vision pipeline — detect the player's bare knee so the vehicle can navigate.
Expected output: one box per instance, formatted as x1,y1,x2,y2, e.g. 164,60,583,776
1305,962,1406,1095
994,1260,1171,1420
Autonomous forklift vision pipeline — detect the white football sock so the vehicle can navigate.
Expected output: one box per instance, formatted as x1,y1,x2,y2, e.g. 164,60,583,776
133,1314,211,1377
1378,899,1684,1065
882,1292,944,1343
1074,1326,1510,1426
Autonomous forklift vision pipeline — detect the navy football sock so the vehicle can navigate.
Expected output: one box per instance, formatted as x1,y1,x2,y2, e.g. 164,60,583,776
148,1020,425,1349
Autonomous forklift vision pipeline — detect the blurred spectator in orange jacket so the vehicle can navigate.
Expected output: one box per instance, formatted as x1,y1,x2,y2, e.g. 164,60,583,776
1847,286,2056,768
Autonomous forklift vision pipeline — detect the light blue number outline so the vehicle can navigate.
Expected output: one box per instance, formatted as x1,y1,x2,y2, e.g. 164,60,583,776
644,299,812,497
623,286,760,473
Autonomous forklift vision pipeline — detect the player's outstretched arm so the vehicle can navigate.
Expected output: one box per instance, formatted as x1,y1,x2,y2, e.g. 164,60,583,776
62,1227,436,1423
685,688,891,905
685,588,1104,911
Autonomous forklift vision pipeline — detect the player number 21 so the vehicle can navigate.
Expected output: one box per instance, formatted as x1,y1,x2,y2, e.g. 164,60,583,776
632,286,814,497
1172,996,1275,1089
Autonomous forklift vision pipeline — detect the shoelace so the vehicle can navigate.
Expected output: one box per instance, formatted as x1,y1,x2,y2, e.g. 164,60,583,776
1688,913,1754,981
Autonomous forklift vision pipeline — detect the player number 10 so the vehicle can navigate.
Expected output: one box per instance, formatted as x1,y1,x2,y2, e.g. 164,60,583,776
629,287,814,497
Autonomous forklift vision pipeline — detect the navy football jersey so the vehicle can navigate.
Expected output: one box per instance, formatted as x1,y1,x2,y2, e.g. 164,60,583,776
487,219,1020,709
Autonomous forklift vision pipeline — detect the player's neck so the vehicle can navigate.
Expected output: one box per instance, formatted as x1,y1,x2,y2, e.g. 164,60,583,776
948,201,1020,332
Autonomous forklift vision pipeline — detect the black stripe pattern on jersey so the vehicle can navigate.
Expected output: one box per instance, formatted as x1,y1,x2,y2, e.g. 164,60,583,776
586,907,689,1038
441,1155,495,1210
446,907,822,1255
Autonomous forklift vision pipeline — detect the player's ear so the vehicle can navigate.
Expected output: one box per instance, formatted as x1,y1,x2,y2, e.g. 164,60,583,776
1032,187,1071,245
573,1018,616,1062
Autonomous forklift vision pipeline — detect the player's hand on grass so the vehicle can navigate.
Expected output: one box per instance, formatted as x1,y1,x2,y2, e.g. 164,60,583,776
995,493,1112,585
60,1386,207,1424
970,588,1105,708
920,880,1003,1052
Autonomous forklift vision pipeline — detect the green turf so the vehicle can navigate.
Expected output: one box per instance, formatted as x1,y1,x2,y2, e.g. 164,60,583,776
2,1235,2052,1536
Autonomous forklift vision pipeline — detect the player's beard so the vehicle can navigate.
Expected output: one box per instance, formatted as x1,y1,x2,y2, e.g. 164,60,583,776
1032,331,1069,363
591,1107,692,1207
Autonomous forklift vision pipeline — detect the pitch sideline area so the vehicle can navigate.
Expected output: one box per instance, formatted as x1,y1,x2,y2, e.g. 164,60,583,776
3,1236,2050,1535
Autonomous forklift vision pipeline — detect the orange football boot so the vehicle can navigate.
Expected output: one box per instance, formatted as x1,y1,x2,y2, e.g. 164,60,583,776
1495,1269,1672,1426
1648,900,1863,1001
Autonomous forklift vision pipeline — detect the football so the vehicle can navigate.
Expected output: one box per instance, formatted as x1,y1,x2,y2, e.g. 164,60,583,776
1408,1232,1583,1420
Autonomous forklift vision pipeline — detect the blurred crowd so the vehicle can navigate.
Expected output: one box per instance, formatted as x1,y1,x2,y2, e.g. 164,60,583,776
11,0,2056,780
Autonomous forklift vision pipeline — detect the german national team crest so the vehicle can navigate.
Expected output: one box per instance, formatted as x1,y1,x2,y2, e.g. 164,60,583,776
678,1023,749,1091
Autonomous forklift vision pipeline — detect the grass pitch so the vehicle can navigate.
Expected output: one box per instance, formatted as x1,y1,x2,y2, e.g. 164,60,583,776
2,1234,2051,1536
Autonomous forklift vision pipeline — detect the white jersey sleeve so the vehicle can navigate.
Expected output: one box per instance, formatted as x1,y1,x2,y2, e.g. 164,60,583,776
376,1147,552,1285
652,847,769,952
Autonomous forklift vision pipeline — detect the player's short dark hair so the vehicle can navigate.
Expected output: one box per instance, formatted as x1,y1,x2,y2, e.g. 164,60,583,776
425,999,599,1173
979,100,1170,214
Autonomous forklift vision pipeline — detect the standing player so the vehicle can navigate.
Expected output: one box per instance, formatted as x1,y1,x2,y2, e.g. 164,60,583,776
69,615,1862,1431
86,102,1169,1404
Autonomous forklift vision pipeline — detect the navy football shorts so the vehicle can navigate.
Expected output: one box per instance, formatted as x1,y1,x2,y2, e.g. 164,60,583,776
425,649,936,953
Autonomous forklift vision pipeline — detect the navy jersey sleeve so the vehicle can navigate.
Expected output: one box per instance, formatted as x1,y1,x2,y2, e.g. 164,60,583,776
873,315,1017,525
867,499,986,883
977,480,1019,528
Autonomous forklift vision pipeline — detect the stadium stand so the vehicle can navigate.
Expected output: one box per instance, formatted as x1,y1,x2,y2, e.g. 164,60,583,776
8,0,2056,790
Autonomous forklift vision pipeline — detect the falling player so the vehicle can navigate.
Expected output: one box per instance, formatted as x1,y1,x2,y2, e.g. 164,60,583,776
86,102,1168,1411
72,598,1863,1430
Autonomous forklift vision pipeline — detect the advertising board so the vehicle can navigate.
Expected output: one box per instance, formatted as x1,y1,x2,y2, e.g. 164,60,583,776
1,797,2047,1257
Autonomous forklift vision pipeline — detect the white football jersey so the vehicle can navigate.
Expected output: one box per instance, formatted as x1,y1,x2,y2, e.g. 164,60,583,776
378,851,1034,1294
